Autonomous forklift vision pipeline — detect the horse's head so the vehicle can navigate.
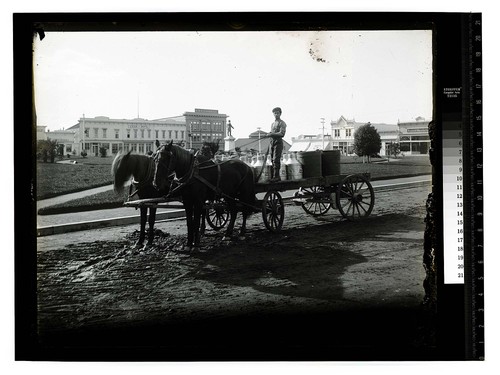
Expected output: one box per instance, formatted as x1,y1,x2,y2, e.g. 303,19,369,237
153,140,175,191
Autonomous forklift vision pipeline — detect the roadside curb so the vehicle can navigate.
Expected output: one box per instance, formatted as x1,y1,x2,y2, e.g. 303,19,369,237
36,178,431,237
37,209,185,237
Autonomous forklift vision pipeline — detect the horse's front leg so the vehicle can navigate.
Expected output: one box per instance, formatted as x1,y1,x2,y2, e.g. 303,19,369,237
145,207,157,248
184,204,194,249
222,206,237,241
135,207,147,248
200,204,207,236
193,204,203,247
238,211,248,240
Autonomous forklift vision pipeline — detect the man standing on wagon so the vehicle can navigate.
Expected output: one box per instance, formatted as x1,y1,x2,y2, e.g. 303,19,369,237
268,107,287,182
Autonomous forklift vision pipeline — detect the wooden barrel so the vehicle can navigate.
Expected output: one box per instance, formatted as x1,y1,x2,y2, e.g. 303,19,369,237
297,151,322,178
321,150,341,176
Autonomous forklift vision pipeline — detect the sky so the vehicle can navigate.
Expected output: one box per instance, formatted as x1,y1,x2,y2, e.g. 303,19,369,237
33,30,432,143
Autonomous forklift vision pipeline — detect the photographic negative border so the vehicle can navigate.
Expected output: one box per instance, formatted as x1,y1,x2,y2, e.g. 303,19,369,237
14,12,483,361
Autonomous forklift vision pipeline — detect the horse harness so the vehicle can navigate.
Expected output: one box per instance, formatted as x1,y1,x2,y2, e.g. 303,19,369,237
163,153,251,207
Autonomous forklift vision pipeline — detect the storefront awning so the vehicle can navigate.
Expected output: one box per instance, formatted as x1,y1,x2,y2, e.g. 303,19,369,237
288,142,310,152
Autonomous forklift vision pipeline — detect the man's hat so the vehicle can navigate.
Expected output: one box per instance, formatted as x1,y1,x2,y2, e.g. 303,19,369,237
272,107,282,113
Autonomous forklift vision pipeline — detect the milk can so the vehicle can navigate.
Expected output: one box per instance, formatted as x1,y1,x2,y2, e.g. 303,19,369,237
241,154,254,178
286,152,303,180
279,154,288,180
254,154,270,183
264,154,273,182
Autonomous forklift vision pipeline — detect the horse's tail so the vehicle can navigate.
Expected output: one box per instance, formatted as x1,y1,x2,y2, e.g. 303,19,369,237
111,151,132,194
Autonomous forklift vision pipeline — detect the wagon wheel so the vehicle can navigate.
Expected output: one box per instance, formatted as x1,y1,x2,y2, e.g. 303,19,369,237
262,191,285,232
299,186,331,216
336,174,375,221
206,198,229,230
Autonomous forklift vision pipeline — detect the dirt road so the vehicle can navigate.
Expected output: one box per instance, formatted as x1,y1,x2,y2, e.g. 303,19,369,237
36,185,437,361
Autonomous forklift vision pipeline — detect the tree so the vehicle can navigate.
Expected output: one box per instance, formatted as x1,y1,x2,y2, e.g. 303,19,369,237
57,144,64,159
353,123,381,163
36,138,58,163
387,141,401,159
99,146,108,157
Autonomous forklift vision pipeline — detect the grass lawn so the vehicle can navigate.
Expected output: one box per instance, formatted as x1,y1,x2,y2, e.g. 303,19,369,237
37,154,431,215
36,156,115,200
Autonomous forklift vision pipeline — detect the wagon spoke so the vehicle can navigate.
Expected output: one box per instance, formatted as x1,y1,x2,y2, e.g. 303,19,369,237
355,202,362,217
272,215,279,229
262,191,284,232
336,174,375,220
357,201,369,214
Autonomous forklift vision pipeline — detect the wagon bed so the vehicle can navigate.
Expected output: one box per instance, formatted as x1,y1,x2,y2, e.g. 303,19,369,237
123,172,374,233
254,173,370,193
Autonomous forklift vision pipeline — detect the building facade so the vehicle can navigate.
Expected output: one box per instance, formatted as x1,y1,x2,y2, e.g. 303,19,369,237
329,116,400,156
183,108,228,150
234,129,291,155
37,109,231,157
397,116,431,155
65,116,186,156
290,115,431,157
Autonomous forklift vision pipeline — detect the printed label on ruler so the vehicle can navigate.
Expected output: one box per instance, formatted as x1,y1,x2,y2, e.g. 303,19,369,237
443,128,464,284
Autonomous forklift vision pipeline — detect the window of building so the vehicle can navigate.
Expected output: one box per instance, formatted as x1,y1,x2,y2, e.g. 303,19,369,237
147,129,151,139
145,143,152,153
334,129,340,137
94,128,99,138
115,129,120,139
162,130,166,139
175,130,178,139
134,129,138,138
102,128,107,138
346,129,352,137
181,130,185,139
126,129,130,139
155,130,159,139
168,130,172,139
85,128,89,137
66,145,72,152
112,144,119,154
138,143,144,154
140,129,145,138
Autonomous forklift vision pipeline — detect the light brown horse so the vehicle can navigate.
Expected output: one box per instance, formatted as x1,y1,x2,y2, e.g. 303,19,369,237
112,150,170,249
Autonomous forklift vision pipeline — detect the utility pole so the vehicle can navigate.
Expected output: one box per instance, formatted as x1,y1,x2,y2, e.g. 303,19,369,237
320,117,325,150
81,113,86,155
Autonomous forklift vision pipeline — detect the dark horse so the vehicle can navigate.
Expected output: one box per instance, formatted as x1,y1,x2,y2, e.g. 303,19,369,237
153,140,257,249
112,150,170,249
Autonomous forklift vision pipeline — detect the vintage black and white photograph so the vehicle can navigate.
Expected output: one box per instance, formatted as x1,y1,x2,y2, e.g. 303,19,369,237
14,12,485,362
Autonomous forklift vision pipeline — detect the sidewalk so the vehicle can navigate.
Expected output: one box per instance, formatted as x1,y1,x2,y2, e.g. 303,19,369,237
36,175,432,236
36,182,185,236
